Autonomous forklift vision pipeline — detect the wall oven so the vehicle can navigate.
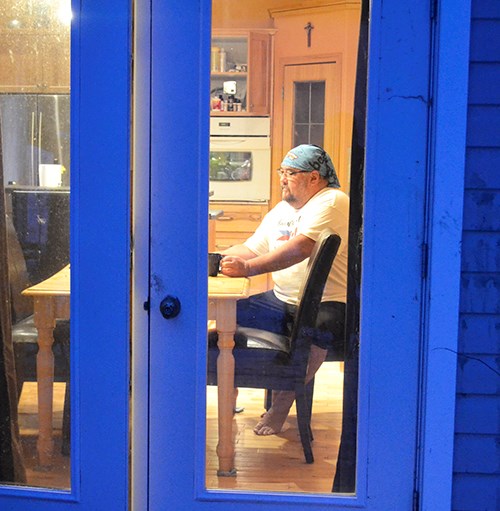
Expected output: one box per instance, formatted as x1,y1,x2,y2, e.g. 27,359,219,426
209,117,271,202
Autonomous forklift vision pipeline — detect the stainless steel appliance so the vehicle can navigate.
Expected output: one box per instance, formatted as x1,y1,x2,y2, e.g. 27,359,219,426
209,116,271,202
0,94,70,186
9,188,70,285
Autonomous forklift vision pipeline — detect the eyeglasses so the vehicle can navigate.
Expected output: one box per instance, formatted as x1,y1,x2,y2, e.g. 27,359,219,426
276,169,310,178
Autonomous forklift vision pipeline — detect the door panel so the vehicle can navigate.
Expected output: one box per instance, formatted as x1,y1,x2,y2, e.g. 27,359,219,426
146,0,430,510
283,63,342,184
0,0,131,508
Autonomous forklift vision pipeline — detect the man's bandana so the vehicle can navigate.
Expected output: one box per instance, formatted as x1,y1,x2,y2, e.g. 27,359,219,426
280,144,340,188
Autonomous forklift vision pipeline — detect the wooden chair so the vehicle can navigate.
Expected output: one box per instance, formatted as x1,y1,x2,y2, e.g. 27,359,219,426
207,230,341,464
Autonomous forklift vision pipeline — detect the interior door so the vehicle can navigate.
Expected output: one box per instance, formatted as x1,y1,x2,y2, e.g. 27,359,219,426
144,0,431,510
282,63,342,184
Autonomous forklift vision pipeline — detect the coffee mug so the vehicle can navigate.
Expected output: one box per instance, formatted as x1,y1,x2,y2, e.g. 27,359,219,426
208,253,223,276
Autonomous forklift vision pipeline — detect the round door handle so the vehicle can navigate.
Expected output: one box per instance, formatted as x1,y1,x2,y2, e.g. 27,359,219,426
159,295,181,319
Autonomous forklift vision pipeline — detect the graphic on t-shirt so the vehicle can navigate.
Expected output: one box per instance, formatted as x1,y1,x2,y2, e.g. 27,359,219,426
277,229,291,241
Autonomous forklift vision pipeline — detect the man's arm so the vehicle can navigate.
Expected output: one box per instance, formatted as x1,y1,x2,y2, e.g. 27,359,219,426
220,234,315,277
221,244,258,260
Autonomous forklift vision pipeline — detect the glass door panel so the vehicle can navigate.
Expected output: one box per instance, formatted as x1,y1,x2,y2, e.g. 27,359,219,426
147,0,432,509
0,0,70,490
205,0,362,495
294,81,326,147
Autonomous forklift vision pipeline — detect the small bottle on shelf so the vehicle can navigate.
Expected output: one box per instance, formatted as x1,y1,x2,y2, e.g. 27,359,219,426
219,48,226,73
211,46,220,72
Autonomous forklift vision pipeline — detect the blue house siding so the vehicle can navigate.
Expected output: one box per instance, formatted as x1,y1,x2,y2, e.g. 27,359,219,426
452,1,500,510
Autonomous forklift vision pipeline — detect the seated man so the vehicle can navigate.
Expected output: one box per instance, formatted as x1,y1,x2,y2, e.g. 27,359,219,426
220,144,349,435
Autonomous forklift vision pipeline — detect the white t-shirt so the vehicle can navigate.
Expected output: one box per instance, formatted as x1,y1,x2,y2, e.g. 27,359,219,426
244,188,349,305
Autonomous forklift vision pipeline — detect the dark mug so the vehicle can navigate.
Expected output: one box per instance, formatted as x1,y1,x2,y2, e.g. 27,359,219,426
208,252,223,277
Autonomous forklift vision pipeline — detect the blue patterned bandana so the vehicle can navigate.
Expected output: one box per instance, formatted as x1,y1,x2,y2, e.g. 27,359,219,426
280,144,340,188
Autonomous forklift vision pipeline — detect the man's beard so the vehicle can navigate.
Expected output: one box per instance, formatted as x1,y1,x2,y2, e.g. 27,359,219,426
282,186,299,205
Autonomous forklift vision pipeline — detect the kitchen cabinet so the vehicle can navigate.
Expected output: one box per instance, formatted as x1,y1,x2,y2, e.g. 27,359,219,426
0,31,70,92
0,0,70,93
210,29,274,116
210,201,270,294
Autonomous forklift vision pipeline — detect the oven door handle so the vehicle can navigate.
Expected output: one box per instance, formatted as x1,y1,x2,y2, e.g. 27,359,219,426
210,138,249,146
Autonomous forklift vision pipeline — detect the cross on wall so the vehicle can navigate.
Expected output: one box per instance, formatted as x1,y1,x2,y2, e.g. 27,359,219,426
304,22,314,47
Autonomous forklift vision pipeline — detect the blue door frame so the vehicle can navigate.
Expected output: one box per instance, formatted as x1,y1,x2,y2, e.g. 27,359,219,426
0,0,471,509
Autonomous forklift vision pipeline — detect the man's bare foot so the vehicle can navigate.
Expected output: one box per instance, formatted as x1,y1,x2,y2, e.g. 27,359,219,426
253,410,288,435
253,390,295,435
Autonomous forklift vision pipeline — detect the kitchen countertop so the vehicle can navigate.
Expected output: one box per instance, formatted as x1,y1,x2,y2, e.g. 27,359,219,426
209,209,224,219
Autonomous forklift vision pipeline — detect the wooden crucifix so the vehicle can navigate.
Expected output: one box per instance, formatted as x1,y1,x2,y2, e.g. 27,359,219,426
304,22,314,47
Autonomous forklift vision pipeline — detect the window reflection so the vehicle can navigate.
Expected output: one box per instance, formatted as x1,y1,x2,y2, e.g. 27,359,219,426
0,0,70,489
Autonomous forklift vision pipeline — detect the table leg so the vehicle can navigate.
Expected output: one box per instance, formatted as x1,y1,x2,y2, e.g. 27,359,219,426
215,300,237,477
33,297,56,468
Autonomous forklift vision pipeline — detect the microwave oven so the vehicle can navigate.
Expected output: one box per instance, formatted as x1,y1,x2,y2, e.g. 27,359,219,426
209,117,271,202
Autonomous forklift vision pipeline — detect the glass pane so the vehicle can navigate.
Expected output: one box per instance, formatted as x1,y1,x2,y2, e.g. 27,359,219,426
210,37,248,112
293,81,325,146
310,82,325,123
294,82,310,123
310,124,325,147
293,124,309,147
0,0,71,489
207,0,364,495
210,151,252,181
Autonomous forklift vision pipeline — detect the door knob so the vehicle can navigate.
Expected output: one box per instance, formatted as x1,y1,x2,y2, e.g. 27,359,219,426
159,295,181,319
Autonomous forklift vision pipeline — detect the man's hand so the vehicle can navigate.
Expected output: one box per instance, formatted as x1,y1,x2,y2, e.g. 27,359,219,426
220,255,250,277
220,234,315,278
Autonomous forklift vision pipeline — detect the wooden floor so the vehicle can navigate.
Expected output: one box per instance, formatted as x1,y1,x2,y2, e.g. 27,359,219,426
205,361,344,494
16,361,344,494
18,382,70,489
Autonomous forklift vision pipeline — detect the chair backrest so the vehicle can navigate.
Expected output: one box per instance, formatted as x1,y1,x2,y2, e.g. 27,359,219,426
5,213,33,323
288,230,341,372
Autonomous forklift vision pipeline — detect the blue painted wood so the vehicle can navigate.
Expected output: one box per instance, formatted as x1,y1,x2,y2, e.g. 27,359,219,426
472,0,500,19
452,473,500,511
460,274,500,313
419,2,472,509
467,107,500,146
470,20,500,61
462,190,500,230
461,232,500,271
66,0,132,508
455,395,500,434
453,435,500,474
456,355,500,394
469,64,500,104
453,2,500,510
465,148,500,188
459,314,500,353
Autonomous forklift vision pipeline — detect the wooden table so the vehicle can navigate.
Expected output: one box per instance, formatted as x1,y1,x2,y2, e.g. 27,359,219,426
23,265,70,467
24,266,249,475
208,275,250,476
